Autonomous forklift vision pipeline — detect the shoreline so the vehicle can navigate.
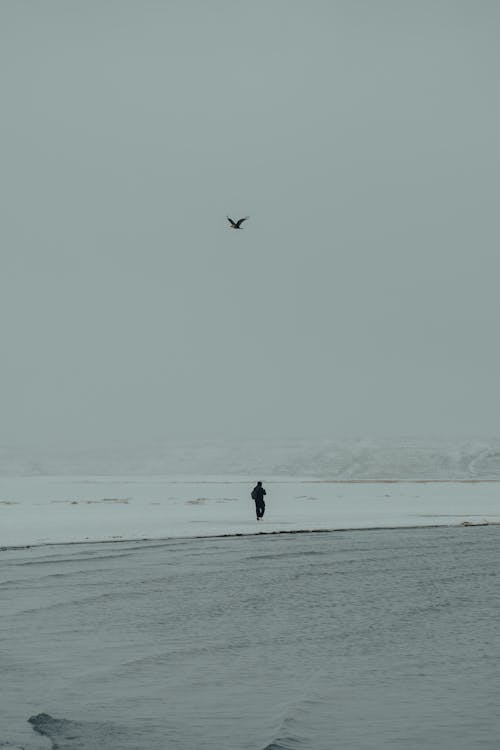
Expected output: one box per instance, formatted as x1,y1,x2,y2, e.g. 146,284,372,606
2,519,498,553
3,475,499,551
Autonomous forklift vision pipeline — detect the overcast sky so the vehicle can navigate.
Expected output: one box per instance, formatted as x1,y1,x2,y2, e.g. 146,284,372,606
1,0,499,448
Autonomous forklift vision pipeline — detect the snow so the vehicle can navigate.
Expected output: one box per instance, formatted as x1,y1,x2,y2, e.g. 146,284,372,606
1,474,499,548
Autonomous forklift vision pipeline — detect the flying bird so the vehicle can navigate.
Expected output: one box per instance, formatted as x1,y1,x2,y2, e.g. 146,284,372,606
227,216,249,229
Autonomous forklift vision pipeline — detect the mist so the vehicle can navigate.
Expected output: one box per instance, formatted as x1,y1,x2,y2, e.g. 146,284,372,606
1,1,499,450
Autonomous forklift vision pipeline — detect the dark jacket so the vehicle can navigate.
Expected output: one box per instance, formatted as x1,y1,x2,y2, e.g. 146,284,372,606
252,484,266,502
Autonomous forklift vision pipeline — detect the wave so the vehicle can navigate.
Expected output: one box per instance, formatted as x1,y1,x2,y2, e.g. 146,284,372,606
27,712,309,750
27,710,310,750
28,713,140,750
258,688,330,750
3,438,500,478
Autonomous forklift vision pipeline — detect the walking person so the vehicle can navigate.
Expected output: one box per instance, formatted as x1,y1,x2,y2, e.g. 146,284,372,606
251,481,266,521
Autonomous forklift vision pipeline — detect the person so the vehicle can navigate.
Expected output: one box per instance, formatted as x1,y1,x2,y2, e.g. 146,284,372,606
251,481,266,521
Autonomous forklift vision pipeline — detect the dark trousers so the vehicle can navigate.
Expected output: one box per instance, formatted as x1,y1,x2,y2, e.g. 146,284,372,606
255,499,265,519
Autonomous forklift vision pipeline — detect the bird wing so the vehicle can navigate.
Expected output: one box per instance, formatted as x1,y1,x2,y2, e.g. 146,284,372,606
236,216,249,227
227,216,236,227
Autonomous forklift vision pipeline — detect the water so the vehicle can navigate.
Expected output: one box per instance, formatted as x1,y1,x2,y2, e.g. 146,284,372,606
1,526,499,749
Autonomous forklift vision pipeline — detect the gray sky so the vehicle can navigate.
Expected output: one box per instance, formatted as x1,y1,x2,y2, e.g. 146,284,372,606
1,0,499,448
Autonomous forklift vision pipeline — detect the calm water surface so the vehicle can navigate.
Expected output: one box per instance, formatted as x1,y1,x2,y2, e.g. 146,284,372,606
1,526,499,749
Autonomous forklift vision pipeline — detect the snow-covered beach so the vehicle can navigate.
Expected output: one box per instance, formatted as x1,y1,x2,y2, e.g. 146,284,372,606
1,475,500,549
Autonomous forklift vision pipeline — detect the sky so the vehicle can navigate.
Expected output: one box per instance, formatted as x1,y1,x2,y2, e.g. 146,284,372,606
1,0,499,448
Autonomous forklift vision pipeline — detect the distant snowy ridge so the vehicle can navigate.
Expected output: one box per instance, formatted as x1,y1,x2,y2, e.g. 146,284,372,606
2,438,500,479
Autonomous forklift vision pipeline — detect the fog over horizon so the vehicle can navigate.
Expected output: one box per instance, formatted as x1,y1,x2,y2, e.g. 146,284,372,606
1,1,499,451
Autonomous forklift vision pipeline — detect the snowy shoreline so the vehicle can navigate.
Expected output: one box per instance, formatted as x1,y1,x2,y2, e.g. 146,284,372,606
1,475,499,549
